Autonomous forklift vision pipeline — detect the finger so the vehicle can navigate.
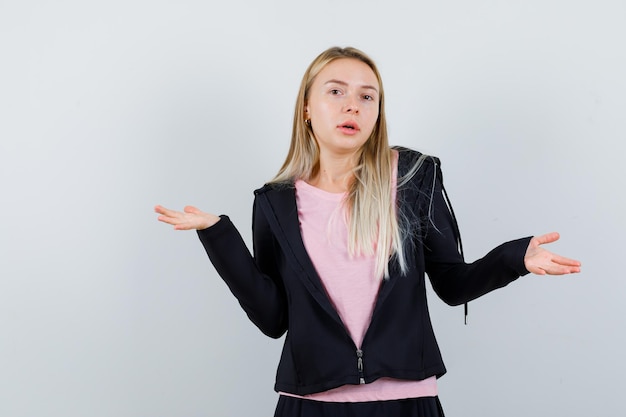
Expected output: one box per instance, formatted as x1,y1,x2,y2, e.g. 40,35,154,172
157,214,182,226
174,223,195,231
551,254,582,267
155,205,181,218
545,264,580,275
534,232,561,246
529,264,573,275
532,257,581,275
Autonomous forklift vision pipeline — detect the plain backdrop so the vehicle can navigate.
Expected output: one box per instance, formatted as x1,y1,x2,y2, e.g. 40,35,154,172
1,1,624,416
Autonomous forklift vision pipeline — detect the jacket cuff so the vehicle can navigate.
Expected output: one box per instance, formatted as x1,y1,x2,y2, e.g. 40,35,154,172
510,236,532,277
197,214,230,242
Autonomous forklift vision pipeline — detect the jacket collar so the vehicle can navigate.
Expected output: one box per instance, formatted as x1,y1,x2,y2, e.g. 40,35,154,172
254,184,345,328
253,148,423,328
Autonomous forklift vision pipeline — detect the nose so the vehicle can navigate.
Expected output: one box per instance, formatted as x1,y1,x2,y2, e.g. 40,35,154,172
343,96,359,114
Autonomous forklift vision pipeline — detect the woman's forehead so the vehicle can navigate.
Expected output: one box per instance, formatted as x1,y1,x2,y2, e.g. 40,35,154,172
314,58,379,90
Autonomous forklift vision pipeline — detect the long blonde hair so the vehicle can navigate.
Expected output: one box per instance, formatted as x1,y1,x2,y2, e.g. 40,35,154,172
271,47,406,279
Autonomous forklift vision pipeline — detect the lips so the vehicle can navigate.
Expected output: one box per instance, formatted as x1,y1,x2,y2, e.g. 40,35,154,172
338,120,360,134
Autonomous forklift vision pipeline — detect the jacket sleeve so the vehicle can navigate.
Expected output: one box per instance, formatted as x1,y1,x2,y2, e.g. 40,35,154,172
422,159,532,306
196,201,288,338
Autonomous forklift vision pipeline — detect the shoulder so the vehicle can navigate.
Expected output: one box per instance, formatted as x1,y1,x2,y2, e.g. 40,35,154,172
254,181,295,196
392,145,440,165
391,146,441,183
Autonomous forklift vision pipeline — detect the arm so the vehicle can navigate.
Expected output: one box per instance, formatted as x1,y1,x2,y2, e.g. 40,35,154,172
422,163,581,306
197,214,288,338
155,203,288,338
423,186,531,305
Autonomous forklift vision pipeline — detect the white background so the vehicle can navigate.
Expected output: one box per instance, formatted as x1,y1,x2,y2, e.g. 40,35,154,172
1,1,624,416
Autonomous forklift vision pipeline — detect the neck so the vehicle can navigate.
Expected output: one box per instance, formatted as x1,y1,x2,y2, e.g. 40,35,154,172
309,150,360,193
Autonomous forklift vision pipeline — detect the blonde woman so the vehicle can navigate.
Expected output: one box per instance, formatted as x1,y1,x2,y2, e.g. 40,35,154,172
155,47,580,417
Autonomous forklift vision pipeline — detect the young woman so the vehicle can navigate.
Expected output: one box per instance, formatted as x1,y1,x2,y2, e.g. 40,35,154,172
155,46,581,417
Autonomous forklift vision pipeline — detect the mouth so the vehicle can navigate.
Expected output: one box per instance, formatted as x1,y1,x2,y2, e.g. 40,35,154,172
338,121,360,132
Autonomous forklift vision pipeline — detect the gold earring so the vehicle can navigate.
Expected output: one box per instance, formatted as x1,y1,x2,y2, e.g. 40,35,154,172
305,119,311,127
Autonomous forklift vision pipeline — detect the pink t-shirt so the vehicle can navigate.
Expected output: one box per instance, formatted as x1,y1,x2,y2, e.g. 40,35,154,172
281,151,437,402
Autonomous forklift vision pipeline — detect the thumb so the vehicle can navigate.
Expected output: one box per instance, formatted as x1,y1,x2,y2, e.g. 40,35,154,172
184,205,201,214
533,232,560,246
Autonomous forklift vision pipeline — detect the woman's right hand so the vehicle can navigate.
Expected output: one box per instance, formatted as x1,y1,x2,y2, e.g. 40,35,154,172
154,205,221,230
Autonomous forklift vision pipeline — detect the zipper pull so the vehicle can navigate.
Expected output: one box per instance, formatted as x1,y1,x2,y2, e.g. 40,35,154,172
356,349,365,384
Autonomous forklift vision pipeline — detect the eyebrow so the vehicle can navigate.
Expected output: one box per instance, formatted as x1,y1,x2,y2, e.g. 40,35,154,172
324,79,379,94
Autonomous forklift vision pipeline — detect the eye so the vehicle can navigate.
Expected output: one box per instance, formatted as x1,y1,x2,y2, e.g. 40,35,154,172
329,89,342,95
363,94,373,101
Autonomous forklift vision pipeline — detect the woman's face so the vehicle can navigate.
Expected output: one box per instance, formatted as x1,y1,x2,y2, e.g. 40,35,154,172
305,58,380,158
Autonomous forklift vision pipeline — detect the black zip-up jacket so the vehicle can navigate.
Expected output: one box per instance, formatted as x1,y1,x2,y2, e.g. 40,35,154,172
197,147,531,395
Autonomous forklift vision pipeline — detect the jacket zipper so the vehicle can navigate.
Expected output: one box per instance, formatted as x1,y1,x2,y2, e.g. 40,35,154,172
356,349,365,384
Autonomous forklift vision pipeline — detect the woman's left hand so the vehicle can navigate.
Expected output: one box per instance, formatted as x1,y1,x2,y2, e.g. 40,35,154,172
524,232,581,275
